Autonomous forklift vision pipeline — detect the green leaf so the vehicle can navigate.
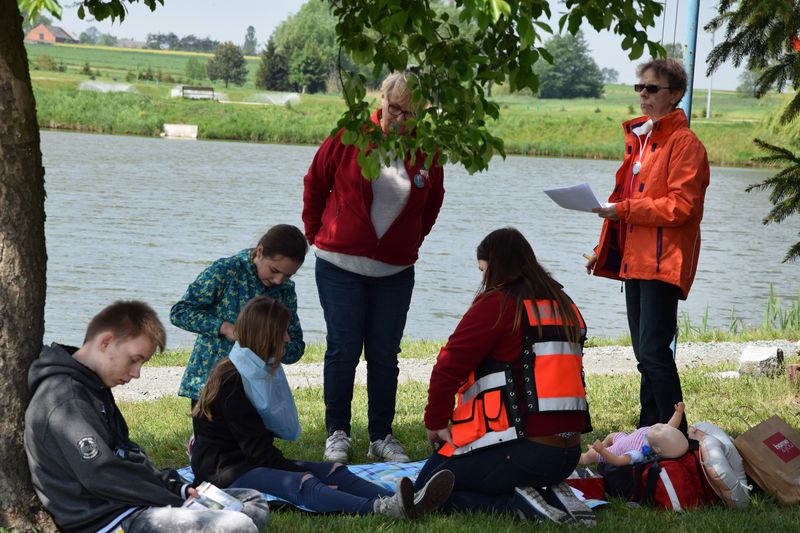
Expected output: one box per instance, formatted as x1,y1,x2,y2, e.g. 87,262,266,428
360,150,381,180
630,41,644,60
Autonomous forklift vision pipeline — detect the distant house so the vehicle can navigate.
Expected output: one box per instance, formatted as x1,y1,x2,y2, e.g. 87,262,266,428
25,24,78,44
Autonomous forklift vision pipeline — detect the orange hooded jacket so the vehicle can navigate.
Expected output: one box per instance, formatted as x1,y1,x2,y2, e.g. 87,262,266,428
593,109,710,299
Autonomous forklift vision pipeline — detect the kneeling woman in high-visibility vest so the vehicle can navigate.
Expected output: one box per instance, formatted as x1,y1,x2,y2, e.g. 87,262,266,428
415,228,594,521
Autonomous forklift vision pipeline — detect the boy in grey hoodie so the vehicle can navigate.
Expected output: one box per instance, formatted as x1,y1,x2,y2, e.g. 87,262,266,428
24,300,269,533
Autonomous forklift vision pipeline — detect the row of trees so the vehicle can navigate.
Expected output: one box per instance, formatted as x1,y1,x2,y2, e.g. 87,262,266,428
78,26,118,46
145,32,220,52
254,1,341,93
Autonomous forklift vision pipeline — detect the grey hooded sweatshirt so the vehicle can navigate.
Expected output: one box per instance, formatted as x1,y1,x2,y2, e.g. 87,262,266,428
24,343,187,533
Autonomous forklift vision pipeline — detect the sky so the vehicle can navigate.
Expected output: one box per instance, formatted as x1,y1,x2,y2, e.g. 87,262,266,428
55,0,743,91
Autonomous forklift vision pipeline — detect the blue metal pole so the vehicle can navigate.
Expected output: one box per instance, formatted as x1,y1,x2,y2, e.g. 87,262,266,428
679,0,701,127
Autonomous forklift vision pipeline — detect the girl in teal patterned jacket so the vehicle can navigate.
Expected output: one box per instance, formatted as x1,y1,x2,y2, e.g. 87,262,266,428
172,225,308,401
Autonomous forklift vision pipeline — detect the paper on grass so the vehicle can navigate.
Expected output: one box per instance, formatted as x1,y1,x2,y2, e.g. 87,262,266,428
544,182,613,213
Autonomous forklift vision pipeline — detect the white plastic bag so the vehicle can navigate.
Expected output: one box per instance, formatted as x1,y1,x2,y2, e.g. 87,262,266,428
229,342,301,441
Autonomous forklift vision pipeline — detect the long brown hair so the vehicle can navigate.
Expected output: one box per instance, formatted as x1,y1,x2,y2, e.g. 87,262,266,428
476,227,581,343
192,296,292,420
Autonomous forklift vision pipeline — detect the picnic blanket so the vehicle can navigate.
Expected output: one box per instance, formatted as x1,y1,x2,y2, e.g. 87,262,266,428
177,461,606,511
177,460,426,511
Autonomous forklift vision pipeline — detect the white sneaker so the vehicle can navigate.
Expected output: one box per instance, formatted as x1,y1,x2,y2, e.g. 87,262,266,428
367,434,411,463
412,469,454,517
324,430,351,463
373,477,414,519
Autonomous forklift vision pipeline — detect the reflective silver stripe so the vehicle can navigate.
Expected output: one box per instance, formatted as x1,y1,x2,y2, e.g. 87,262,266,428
538,397,587,411
532,341,582,357
460,371,507,404
659,469,683,511
451,427,521,456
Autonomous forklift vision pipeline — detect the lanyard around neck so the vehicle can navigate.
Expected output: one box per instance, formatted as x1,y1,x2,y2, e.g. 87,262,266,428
633,130,652,176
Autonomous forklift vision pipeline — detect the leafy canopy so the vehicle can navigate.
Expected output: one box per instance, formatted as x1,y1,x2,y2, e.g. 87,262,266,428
206,42,248,88
330,0,666,178
534,31,604,99
707,0,800,261
242,25,258,56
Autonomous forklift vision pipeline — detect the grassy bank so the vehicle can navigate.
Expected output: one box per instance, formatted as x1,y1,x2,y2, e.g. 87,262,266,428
121,363,800,531
151,290,800,367
29,53,790,167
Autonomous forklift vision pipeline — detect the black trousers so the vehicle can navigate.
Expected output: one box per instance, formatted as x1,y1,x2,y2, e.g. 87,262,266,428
625,279,687,434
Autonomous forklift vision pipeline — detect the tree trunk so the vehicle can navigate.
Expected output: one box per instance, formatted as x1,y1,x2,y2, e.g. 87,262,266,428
0,0,52,529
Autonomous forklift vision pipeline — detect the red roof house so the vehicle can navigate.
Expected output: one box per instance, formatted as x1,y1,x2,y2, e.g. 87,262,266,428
25,24,78,44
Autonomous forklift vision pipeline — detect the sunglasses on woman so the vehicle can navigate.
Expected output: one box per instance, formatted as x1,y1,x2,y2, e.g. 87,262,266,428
634,84,675,93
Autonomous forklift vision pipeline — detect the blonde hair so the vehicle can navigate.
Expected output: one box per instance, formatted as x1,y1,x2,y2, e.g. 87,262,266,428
192,296,291,420
381,72,411,101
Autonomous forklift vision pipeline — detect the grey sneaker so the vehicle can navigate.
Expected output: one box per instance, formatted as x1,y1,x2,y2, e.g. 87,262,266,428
367,434,410,462
512,486,572,523
412,469,455,517
543,482,597,527
323,430,351,463
373,476,414,519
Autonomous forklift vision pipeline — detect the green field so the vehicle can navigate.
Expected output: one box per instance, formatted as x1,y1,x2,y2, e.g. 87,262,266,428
26,42,260,82
26,43,792,167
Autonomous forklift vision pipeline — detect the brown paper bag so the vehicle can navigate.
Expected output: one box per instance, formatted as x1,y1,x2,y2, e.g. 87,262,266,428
734,415,800,505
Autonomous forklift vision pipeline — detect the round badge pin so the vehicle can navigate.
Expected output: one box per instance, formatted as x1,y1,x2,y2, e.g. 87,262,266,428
632,161,641,175
414,173,425,188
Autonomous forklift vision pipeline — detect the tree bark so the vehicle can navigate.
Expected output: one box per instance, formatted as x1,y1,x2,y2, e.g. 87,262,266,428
0,0,52,529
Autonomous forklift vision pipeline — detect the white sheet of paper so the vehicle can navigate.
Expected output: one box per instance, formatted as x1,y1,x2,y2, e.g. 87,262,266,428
544,182,612,213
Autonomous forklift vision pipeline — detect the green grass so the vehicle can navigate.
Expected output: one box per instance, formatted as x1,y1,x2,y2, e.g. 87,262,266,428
120,363,800,531
151,290,800,366
150,338,444,367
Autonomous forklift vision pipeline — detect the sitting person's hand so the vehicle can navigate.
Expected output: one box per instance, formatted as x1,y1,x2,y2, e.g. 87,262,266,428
426,427,454,450
674,401,685,413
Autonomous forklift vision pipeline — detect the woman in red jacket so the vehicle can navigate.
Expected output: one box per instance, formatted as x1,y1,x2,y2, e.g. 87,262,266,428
588,58,710,433
416,228,595,524
302,71,445,464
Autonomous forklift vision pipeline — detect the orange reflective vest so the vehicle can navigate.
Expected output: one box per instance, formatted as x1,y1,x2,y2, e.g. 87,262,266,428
439,299,588,457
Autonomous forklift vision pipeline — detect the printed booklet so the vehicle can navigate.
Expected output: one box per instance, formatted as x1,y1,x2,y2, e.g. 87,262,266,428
182,481,244,512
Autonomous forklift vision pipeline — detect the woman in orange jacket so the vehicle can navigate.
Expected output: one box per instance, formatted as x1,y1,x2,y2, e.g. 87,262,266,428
588,58,710,434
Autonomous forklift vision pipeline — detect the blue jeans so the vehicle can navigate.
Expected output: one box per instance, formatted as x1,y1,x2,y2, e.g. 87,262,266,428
230,461,393,515
414,439,580,513
315,258,415,441
625,279,686,433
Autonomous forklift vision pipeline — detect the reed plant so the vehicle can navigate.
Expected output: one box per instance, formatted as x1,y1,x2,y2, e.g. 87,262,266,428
674,286,800,343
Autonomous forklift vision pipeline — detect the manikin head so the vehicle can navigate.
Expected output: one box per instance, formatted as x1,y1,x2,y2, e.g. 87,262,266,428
646,423,689,458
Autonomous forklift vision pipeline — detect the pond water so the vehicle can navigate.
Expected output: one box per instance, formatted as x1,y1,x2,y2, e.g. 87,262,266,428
41,131,798,349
